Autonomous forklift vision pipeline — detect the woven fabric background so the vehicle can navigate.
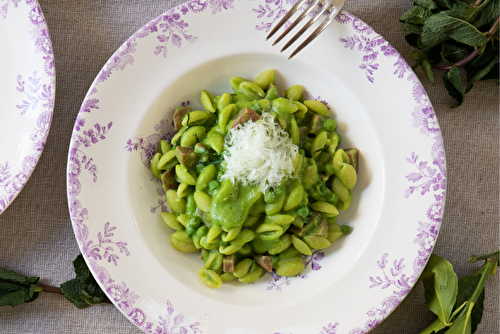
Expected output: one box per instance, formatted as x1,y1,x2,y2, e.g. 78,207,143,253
0,0,498,333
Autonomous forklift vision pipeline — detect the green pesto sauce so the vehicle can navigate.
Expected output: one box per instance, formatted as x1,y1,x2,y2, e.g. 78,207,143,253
209,179,262,230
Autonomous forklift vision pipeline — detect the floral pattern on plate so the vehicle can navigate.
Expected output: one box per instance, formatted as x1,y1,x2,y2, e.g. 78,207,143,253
67,1,445,333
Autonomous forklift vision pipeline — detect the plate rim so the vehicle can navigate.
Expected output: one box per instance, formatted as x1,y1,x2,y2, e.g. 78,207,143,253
66,1,447,333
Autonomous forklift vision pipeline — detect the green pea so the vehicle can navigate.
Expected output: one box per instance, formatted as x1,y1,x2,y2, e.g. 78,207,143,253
324,119,337,132
298,206,309,218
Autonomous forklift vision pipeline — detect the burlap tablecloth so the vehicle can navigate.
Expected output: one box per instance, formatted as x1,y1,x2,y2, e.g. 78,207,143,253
0,0,498,333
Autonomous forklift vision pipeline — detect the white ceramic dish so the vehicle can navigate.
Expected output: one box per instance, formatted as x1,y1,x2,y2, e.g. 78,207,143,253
0,0,55,215
67,1,446,333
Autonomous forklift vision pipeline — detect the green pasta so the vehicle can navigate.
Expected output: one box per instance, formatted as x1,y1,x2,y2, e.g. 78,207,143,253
150,69,359,288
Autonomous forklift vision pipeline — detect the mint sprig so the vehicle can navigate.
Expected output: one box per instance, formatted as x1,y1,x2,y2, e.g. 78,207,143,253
419,250,499,334
400,0,499,107
0,254,109,308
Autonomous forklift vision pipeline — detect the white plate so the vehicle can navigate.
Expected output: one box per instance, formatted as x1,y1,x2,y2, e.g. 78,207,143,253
67,1,446,333
0,0,55,215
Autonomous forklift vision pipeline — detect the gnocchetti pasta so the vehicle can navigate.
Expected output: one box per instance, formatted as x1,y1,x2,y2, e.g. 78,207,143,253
150,69,359,288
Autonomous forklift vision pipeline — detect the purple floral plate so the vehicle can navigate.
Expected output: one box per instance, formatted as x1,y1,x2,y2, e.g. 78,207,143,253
67,1,446,333
0,0,55,215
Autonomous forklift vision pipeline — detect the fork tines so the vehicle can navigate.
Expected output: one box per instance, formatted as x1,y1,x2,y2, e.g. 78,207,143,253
266,0,345,59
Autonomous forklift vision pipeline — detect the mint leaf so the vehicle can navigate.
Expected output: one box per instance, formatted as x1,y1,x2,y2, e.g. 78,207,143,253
60,278,95,309
422,13,488,48
434,0,452,10
443,65,465,107
443,2,477,22
0,268,40,307
401,5,432,25
454,274,485,333
422,59,435,84
440,42,472,64
479,63,499,81
446,314,472,334
406,33,424,49
465,42,499,92
402,22,424,34
419,254,458,324
412,0,437,10
0,268,39,285
60,254,108,309
473,0,499,29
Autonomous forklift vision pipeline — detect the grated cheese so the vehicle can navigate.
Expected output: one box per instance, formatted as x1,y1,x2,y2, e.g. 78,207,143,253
221,112,298,192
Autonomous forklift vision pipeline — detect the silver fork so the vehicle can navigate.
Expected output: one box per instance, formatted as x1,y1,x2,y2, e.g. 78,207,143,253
266,0,346,59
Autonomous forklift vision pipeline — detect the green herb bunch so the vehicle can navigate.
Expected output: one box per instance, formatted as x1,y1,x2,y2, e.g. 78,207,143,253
400,0,499,107
419,250,499,334
0,254,109,308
